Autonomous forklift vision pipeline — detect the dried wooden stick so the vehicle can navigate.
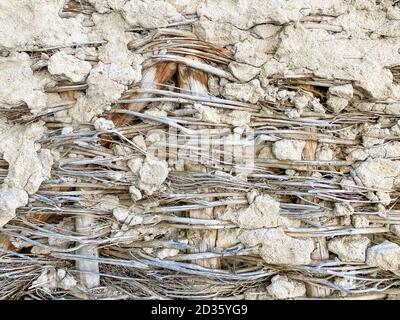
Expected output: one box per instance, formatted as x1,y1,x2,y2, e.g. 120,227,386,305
112,109,196,135
151,54,235,81
302,127,331,298
177,56,221,269
65,90,100,289
75,214,100,288
108,62,177,127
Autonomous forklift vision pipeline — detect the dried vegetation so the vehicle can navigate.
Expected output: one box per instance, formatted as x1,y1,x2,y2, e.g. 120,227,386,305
1,0,400,300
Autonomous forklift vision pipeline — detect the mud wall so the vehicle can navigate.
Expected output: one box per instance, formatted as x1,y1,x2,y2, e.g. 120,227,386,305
0,0,400,299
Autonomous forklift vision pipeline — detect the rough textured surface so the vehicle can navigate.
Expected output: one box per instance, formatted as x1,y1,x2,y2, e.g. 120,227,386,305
234,37,275,67
276,25,400,99
366,241,400,271
221,80,264,103
194,19,247,47
328,235,370,262
31,268,77,292
228,62,260,82
220,194,299,229
0,0,89,50
239,228,314,265
48,51,92,83
0,53,47,114
197,0,346,29
267,275,306,299
138,156,169,195
93,117,115,130
122,0,185,28
0,187,28,228
352,158,400,190
0,120,52,227
272,139,306,161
